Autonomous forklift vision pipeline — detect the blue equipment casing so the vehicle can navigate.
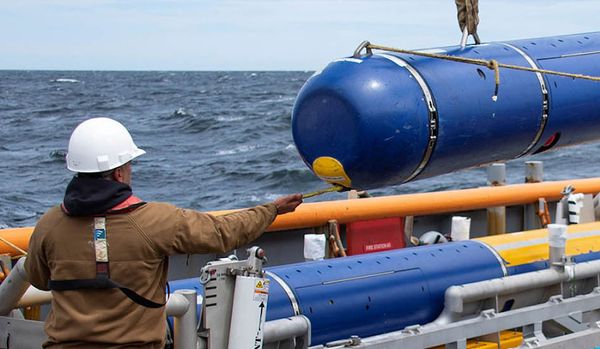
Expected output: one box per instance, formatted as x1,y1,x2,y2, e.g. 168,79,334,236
266,241,505,344
292,32,600,189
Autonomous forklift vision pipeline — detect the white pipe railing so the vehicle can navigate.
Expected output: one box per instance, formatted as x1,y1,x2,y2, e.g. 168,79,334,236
18,287,51,307
431,258,600,325
0,258,30,316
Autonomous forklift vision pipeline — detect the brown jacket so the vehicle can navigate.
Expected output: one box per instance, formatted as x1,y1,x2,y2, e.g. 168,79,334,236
25,201,277,348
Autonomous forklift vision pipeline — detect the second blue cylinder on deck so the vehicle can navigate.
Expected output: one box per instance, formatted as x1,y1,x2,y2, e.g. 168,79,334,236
292,32,600,189
266,240,504,344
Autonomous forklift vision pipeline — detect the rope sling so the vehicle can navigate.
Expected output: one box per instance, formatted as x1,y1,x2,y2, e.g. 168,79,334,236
357,42,600,102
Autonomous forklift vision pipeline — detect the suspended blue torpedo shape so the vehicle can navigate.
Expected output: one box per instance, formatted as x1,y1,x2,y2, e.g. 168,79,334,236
291,32,600,190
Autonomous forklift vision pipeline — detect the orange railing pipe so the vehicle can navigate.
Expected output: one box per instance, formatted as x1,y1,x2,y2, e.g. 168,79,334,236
266,177,600,231
2,177,600,256
0,228,34,257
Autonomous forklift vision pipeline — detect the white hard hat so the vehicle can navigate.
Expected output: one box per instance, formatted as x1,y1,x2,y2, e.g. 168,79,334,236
66,117,145,173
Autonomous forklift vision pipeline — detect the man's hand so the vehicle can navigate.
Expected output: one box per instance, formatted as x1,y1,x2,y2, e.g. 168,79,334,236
273,194,303,215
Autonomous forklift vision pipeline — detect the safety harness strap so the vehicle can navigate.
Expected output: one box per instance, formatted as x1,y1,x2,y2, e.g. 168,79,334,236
48,277,165,308
48,215,165,309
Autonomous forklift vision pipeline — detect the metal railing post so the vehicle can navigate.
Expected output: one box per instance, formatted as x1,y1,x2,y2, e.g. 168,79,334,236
166,289,197,349
487,163,506,235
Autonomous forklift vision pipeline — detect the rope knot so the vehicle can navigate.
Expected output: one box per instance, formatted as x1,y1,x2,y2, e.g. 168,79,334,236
486,59,499,70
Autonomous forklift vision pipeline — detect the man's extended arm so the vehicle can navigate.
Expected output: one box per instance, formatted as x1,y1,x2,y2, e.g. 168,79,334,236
151,194,302,255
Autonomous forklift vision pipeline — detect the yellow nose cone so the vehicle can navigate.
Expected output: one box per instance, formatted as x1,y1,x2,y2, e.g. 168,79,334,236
312,157,352,188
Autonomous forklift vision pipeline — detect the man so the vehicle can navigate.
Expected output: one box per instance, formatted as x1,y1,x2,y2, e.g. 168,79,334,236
25,117,303,348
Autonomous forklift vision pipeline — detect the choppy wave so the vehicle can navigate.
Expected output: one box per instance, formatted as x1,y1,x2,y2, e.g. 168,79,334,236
158,108,219,133
32,106,73,116
216,145,257,156
216,116,244,122
48,150,67,162
170,107,196,118
51,78,80,83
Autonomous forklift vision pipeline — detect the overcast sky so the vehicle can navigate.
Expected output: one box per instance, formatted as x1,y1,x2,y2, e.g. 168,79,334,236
1,0,598,71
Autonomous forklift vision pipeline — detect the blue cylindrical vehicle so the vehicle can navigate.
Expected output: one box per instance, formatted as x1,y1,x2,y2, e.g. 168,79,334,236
265,240,505,344
292,32,600,189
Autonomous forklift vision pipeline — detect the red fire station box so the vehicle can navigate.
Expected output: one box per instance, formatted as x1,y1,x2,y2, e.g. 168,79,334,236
346,217,405,255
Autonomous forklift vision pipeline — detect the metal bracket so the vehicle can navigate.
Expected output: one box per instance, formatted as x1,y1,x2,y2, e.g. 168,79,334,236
501,43,551,158
549,295,564,304
459,27,481,49
480,309,496,319
265,271,301,316
523,337,541,348
353,41,372,58
402,325,422,335
325,335,362,348
244,246,267,276
561,185,575,196
374,54,439,183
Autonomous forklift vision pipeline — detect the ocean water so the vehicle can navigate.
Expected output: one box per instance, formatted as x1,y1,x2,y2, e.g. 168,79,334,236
1,70,599,228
